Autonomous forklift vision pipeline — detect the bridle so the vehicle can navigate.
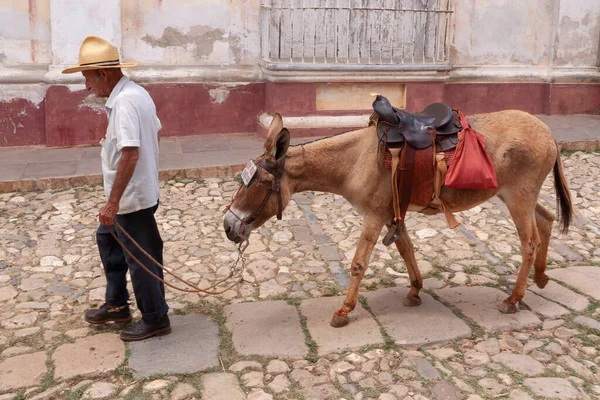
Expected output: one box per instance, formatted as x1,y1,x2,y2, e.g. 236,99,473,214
225,156,286,237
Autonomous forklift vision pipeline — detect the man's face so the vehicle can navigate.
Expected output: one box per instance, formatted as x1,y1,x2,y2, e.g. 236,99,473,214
82,70,111,98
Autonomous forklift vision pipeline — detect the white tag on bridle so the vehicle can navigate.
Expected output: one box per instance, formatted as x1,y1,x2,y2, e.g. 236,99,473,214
241,160,258,186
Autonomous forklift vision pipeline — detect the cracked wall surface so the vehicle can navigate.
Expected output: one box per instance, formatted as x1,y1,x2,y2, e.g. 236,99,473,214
0,0,597,70
0,0,598,147
555,1,600,66
121,0,260,65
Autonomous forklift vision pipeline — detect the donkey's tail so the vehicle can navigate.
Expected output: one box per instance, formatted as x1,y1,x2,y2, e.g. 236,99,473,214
553,142,573,234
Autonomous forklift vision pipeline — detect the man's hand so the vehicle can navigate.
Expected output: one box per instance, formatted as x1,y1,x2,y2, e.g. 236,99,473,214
99,200,119,226
100,147,138,226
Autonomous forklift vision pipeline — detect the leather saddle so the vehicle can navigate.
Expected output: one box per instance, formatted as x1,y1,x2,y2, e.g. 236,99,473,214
374,95,462,149
372,95,462,246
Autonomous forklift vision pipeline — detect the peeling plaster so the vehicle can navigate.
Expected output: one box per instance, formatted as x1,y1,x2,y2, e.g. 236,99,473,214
582,12,592,26
228,34,244,63
556,14,600,65
209,87,230,104
0,84,45,107
66,84,87,93
142,25,226,60
227,0,261,64
65,85,108,113
560,15,581,32
121,0,261,65
78,94,107,113
6,120,25,134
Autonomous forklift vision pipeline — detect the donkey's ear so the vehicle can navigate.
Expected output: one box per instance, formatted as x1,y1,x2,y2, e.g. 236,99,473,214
274,128,290,161
265,127,290,163
268,113,284,136
264,114,289,161
264,113,284,151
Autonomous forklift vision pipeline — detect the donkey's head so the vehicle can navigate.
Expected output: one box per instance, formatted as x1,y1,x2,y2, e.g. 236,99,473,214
223,113,292,243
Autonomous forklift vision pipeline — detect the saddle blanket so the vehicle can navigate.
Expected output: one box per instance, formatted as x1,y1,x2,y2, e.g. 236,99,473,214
380,144,434,207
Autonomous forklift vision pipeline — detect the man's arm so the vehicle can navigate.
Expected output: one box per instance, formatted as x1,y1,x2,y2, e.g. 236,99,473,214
99,146,139,226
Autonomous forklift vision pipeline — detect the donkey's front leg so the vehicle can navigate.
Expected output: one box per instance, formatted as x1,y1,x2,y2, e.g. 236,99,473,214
395,224,423,307
330,217,384,328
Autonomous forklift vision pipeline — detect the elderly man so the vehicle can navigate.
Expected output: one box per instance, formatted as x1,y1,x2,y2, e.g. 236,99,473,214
63,35,170,341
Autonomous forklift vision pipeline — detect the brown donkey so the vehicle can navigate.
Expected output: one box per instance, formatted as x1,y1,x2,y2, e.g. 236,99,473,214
223,111,573,328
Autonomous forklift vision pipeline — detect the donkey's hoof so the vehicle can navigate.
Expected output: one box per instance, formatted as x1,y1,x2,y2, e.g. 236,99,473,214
330,312,349,328
403,294,422,307
499,300,517,314
534,274,549,289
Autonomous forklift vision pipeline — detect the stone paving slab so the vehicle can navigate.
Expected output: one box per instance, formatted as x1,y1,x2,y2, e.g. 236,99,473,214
492,353,546,376
201,373,245,400
430,381,459,400
363,287,471,347
547,266,600,301
299,296,382,355
52,333,125,380
0,351,47,391
528,281,590,312
225,300,308,358
573,316,600,333
128,315,219,378
28,383,68,400
81,382,118,399
524,377,580,399
522,290,570,318
435,286,541,332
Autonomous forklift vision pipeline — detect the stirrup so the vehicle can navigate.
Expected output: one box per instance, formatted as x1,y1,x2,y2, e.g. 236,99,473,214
382,222,401,246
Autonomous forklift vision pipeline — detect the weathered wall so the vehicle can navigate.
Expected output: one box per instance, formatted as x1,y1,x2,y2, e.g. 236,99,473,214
0,0,591,79
452,0,600,68
121,0,260,66
0,0,51,146
554,0,600,67
0,0,51,65
0,0,598,147
452,0,554,66
50,0,122,67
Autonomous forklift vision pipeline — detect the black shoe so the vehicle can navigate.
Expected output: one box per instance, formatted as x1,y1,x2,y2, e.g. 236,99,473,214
120,315,171,342
85,303,132,325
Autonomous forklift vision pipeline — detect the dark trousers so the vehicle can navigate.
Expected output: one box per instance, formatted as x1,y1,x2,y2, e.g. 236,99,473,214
96,202,169,322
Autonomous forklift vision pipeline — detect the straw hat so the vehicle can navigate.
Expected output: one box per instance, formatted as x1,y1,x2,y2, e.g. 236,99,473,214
62,35,138,74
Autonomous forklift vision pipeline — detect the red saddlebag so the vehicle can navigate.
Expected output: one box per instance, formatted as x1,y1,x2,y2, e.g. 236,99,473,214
445,110,498,190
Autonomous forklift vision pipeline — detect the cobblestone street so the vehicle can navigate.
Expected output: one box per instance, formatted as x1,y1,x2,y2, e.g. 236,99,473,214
1,150,600,400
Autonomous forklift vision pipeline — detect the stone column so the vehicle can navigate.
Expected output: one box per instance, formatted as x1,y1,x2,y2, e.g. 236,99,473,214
46,0,122,83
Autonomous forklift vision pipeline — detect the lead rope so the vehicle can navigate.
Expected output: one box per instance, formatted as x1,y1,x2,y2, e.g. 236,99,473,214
109,221,248,294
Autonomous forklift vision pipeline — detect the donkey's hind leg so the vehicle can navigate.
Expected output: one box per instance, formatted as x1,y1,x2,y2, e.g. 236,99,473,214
499,196,541,314
533,203,555,289
330,216,384,328
394,225,423,307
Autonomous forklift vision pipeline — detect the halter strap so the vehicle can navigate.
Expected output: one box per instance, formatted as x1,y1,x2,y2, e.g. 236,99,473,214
258,157,286,220
224,156,287,234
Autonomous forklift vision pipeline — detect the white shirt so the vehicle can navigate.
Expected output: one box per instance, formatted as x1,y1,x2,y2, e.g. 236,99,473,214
100,76,161,214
